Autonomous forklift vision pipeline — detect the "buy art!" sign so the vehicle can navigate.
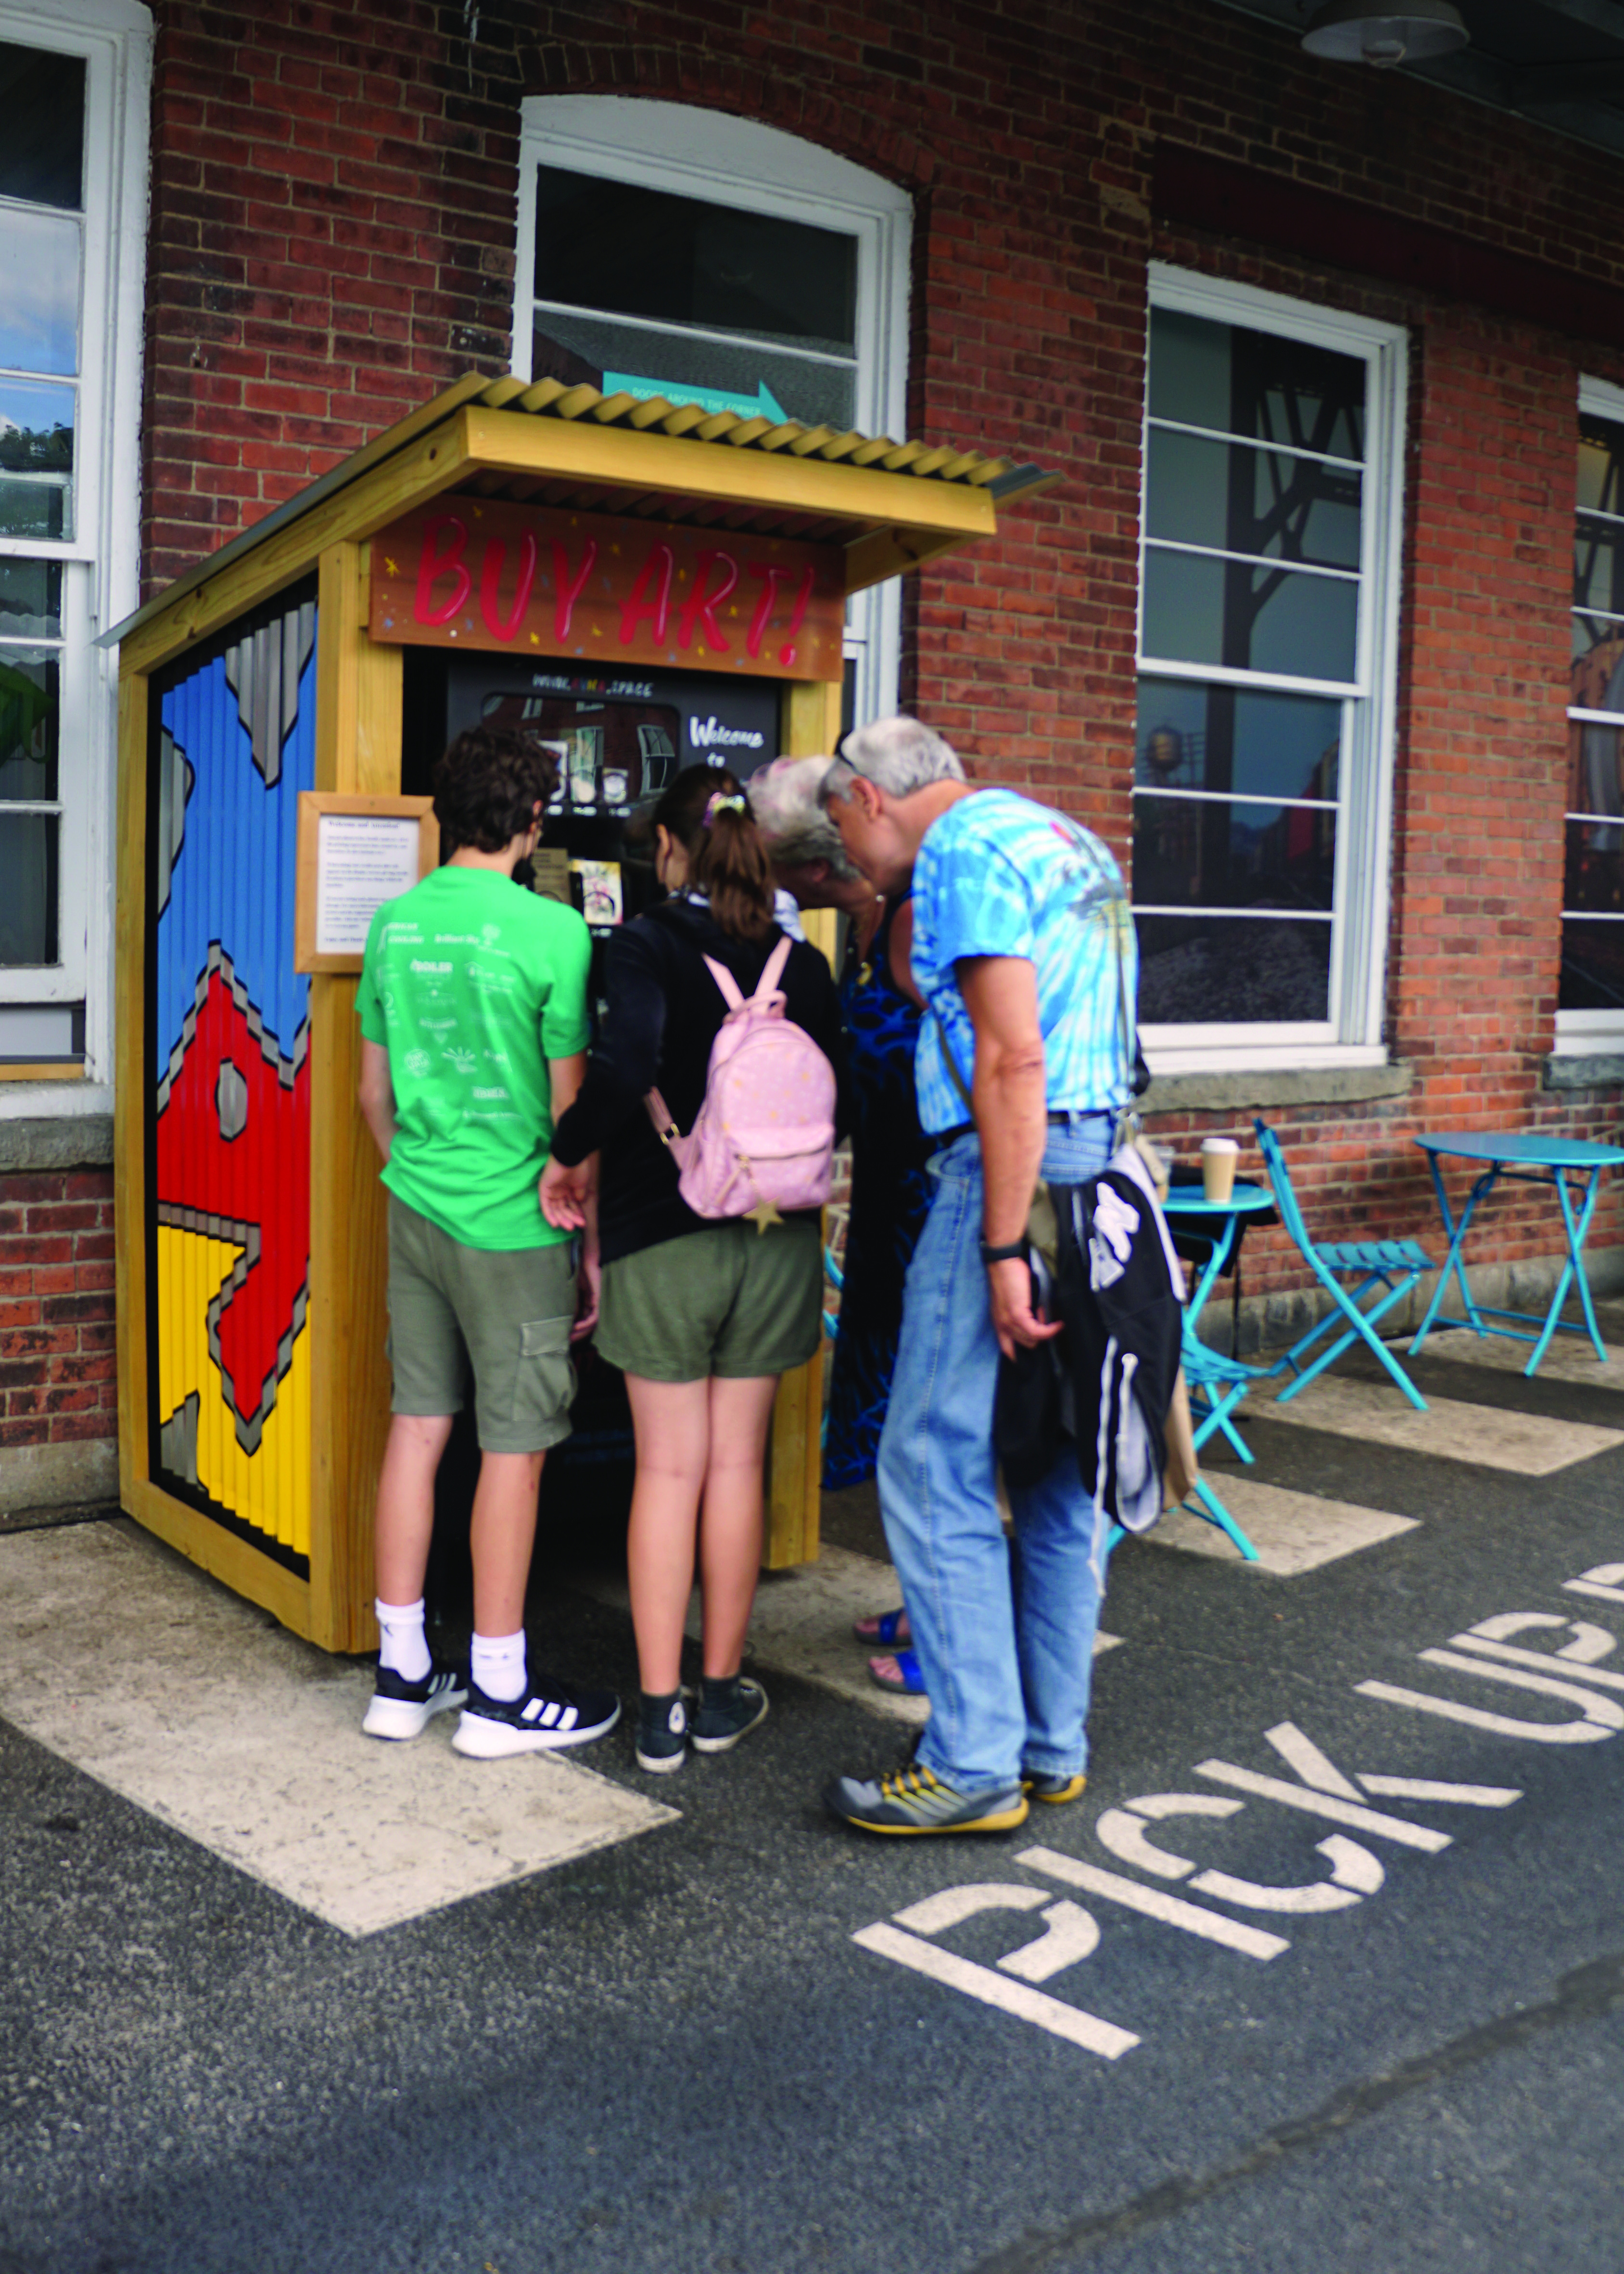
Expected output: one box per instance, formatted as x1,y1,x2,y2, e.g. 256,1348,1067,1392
368,500,845,682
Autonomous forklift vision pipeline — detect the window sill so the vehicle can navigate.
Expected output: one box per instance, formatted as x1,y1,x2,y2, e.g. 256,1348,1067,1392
0,1062,85,1083
1542,1052,1624,1091
1140,1061,1414,1116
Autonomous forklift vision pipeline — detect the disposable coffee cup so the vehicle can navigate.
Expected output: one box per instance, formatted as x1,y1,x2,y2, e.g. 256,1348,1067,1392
1201,1137,1240,1203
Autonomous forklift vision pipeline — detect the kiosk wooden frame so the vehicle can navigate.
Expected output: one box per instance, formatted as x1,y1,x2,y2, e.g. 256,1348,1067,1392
110,372,1051,1652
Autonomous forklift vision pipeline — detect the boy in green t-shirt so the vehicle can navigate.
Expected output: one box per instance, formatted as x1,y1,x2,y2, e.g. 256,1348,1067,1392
354,726,619,1758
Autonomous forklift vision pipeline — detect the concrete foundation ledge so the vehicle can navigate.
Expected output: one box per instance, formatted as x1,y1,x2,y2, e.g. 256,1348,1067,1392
0,1114,114,1173
0,1436,118,1518
1141,1063,1413,1116
1200,1244,1624,1360
1543,1053,1624,1091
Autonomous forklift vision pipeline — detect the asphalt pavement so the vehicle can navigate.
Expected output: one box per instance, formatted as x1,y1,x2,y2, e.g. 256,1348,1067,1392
4,1321,1624,2274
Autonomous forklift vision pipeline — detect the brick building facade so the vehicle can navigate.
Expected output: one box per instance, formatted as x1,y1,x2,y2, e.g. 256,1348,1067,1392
4,0,1624,1511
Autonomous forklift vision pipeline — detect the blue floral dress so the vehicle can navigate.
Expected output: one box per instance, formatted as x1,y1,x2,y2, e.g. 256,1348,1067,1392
824,896,934,1490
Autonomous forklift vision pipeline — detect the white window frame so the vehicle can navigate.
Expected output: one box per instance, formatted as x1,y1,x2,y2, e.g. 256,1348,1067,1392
0,0,149,1111
514,97,911,730
1138,266,1408,1076
1555,371,1624,1055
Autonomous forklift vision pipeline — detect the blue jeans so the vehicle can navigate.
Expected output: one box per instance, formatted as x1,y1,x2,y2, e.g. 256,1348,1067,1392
876,1112,1114,1793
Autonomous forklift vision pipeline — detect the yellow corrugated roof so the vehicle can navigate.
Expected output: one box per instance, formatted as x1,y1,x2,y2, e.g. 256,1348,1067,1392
470,371,1018,489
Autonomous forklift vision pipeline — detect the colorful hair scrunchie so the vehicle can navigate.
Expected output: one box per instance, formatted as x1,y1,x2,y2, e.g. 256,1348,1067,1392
704,791,747,825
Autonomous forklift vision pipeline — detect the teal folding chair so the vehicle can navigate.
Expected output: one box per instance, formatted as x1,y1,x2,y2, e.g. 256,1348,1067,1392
1253,1119,1433,1412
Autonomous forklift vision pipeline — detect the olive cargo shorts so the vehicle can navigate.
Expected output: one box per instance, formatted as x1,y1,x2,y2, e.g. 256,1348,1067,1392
386,1195,577,1454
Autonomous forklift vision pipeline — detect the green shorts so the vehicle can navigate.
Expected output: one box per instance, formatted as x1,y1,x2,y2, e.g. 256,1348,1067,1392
596,1218,824,1384
386,1196,577,1454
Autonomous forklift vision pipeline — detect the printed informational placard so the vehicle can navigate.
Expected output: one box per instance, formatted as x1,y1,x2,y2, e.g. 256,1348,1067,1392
294,795,439,974
315,814,423,956
367,499,845,684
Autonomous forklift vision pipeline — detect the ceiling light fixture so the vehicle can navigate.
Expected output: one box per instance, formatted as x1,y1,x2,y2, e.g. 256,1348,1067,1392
1301,0,1470,68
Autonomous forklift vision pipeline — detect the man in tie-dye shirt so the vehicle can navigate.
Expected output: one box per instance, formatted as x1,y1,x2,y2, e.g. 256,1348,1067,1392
817,717,1137,1837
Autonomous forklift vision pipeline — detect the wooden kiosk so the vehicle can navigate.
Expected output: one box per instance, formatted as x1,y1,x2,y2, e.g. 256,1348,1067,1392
111,373,1047,1652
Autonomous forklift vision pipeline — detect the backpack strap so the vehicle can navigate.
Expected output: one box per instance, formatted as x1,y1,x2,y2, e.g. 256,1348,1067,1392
701,955,747,1012
752,934,794,1001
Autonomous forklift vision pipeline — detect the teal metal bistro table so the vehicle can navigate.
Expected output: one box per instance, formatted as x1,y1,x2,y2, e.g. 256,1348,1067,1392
1409,1132,1624,1377
1155,1180,1280,1561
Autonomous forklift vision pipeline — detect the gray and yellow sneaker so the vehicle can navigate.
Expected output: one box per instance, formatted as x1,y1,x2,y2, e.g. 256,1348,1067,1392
1022,1770,1088,1806
691,1675,769,1754
825,1762,1029,1836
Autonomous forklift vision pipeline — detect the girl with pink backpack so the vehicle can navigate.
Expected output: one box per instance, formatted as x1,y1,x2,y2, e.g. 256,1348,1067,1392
541,767,848,1774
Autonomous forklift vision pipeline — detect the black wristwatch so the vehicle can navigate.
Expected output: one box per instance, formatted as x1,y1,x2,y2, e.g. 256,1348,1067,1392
979,1238,1028,1267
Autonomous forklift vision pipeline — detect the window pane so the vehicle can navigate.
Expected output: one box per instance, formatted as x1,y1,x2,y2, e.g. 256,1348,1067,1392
1142,549,1358,680
1136,678,1342,803
534,167,857,356
532,313,856,431
1136,912,1332,1024
1148,309,1366,462
0,651,58,799
0,207,80,375
0,811,57,965
0,559,61,639
1574,518,1624,622
1577,418,1624,518
0,377,74,542
1146,428,1362,569
1560,918,1624,1012
1134,794,1335,914
0,42,84,209
1565,816,1624,913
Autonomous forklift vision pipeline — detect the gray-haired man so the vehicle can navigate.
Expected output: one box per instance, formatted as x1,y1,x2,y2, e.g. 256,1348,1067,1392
818,716,1136,1835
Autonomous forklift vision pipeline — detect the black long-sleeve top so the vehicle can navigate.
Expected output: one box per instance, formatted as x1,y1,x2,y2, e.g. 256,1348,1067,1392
549,898,851,1266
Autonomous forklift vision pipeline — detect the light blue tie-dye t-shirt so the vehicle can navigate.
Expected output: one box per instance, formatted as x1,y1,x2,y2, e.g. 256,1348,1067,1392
910,789,1137,1137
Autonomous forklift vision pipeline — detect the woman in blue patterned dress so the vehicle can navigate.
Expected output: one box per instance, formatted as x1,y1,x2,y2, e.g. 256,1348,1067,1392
750,758,935,1679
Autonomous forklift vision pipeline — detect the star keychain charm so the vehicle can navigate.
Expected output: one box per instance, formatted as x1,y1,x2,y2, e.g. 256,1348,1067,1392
745,1197,783,1235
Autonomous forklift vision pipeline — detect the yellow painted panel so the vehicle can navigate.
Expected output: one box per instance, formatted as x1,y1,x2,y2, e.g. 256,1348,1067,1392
155,1224,313,1559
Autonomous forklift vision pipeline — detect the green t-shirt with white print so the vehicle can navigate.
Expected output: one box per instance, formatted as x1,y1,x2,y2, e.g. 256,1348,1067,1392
356,865,592,1251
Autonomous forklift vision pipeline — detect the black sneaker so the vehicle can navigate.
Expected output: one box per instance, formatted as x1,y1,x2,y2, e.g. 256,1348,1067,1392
1022,1770,1087,1806
362,1659,467,1742
691,1676,769,1755
635,1690,690,1776
451,1676,621,1759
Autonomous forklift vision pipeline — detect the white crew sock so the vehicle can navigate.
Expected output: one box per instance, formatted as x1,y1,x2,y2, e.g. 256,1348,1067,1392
472,1629,528,1703
375,1597,431,1684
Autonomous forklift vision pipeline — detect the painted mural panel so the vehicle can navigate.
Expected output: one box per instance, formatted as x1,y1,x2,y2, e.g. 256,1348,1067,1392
148,588,317,1571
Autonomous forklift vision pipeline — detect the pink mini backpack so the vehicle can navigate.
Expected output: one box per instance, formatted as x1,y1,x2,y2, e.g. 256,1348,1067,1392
644,935,836,1226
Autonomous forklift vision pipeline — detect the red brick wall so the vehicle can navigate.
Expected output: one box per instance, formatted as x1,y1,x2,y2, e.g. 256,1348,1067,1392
126,0,1624,1313
0,1171,117,1456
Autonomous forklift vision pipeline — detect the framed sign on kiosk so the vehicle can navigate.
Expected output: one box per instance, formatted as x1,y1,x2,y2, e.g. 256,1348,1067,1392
107,373,1052,1651
294,794,439,975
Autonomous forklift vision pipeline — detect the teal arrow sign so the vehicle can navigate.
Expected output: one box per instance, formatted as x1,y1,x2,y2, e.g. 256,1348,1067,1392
602,372,790,424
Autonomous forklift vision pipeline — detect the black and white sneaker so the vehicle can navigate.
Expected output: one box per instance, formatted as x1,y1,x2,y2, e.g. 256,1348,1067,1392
362,1660,468,1742
451,1675,621,1759
690,1675,769,1754
635,1689,690,1776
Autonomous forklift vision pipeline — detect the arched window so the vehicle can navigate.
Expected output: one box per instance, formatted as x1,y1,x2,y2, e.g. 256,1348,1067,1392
515,97,911,728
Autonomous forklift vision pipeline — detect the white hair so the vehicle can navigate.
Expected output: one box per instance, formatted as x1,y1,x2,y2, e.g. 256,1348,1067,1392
821,715,966,806
746,755,859,879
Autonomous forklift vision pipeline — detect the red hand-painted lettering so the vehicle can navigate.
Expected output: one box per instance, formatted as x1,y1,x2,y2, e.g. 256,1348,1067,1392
677,549,740,654
551,537,598,642
745,562,796,660
478,532,538,642
414,515,471,626
777,562,816,668
618,543,675,647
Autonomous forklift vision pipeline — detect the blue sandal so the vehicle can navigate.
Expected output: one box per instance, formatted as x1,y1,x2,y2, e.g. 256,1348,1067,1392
867,1649,927,1696
853,1606,911,1647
